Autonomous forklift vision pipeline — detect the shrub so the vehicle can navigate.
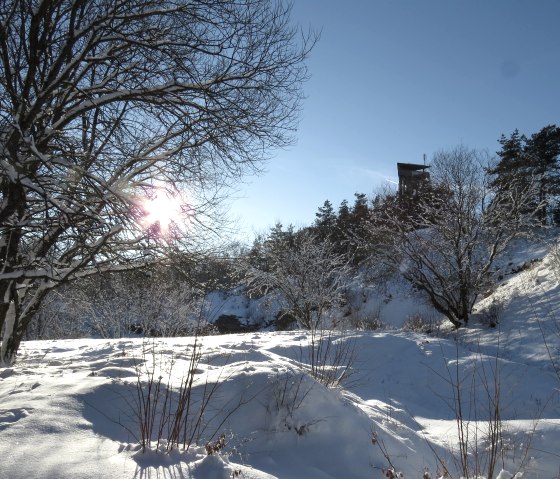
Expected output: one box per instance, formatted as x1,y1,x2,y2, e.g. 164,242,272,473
346,305,385,331
266,369,314,434
353,316,385,331
304,327,357,387
402,314,439,334
131,336,234,453
479,301,504,328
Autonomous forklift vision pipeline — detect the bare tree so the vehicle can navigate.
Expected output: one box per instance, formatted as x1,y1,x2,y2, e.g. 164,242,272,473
370,146,539,328
244,228,351,330
0,0,314,363
243,228,355,386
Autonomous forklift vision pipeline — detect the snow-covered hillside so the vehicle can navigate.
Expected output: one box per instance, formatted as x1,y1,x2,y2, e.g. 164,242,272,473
1,238,560,478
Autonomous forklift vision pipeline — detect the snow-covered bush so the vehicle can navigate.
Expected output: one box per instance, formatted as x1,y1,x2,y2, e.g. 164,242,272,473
241,227,357,386
26,268,213,339
24,289,91,340
349,313,385,331
402,314,441,335
243,227,352,330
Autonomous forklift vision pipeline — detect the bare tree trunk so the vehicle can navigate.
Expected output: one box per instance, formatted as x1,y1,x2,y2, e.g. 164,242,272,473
0,301,17,365
1,280,50,364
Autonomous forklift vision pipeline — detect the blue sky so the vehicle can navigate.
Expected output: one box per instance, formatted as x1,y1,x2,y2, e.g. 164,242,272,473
228,0,560,238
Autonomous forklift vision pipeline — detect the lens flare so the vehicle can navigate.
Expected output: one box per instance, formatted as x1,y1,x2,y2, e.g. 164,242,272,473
139,187,185,237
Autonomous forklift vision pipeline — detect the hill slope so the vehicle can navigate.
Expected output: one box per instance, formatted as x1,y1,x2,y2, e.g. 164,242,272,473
1,237,560,478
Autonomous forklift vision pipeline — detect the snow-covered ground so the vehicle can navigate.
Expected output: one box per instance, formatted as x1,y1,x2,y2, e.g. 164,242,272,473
2,238,560,478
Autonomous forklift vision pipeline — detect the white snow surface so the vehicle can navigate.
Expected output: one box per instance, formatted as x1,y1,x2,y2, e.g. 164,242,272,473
2,238,560,478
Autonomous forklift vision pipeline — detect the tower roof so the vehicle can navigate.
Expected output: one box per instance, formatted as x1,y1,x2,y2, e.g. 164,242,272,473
397,162,430,172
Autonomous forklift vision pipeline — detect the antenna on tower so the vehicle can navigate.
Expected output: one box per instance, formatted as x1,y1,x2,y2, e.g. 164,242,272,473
423,153,426,165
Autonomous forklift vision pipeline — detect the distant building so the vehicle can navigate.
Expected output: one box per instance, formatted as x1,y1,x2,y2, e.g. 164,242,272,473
397,162,430,198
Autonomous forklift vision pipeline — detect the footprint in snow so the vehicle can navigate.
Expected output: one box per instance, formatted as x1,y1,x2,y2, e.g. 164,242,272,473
0,408,32,431
8,381,40,395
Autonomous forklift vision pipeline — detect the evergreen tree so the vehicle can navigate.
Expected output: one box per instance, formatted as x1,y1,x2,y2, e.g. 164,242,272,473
250,222,296,273
348,192,371,261
525,125,560,223
489,125,560,224
351,193,369,227
489,129,527,192
337,199,351,231
314,200,336,240
267,222,296,250
334,199,351,251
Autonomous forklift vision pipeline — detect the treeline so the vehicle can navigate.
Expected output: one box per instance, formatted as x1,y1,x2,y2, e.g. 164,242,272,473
247,125,560,328
26,125,560,338
268,124,560,255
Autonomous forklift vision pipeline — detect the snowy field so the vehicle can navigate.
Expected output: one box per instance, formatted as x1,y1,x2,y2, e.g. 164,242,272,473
2,243,560,478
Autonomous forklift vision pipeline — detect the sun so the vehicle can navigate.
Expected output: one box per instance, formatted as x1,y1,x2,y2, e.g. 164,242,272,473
139,187,184,237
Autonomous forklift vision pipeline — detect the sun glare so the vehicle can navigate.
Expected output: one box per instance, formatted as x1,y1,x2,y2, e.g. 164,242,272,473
140,187,185,237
